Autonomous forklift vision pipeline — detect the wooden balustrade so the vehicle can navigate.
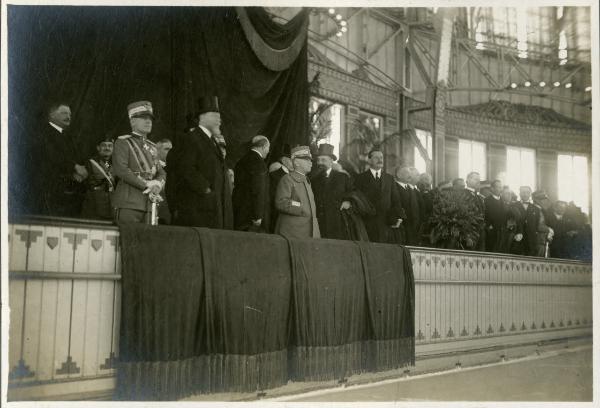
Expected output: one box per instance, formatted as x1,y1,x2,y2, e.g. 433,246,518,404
7,220,592,400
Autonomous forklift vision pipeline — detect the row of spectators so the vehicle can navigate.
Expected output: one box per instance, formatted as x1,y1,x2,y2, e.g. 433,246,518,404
30,98,591,261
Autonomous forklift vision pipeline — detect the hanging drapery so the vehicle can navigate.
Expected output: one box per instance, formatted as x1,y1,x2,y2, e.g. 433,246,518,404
7,6,309,216
117,224,415,400
236,7,309,71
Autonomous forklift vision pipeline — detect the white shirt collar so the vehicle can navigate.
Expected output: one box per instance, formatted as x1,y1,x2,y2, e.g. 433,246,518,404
397,181,408,188
325,168,332,177
370,168,381,178
409,183,417,190
492,194,500,200
251,148,263,159
199,125,212,138
49,122,63,133
465,186,475,193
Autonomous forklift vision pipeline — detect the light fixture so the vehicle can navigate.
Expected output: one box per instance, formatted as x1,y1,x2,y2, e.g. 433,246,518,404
524,81,531,87
585,86,592,92
335,14,342,21
510,83,517,89
328,8,335,14
565,82,572,88
553,81,561,87
340,20,347,26
539,81,546,87
335,31,343,37
341,26,347,33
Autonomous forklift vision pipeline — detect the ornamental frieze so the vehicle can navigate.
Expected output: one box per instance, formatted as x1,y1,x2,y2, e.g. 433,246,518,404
308,61,398,118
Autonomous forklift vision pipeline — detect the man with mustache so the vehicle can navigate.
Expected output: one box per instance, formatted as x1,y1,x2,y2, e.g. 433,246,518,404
38,102,88,216
309,143,353,240
354,148,405,243
112,101,165,223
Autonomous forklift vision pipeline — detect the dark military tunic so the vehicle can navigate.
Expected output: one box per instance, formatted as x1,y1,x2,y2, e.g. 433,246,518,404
81,155,114,220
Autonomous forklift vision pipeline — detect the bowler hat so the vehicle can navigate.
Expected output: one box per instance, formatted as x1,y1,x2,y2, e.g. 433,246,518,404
316,143,337,161
127,101,154,119
198,96,220,115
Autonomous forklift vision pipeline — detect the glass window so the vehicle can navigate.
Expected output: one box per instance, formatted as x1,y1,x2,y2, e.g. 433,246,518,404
557,154,589,214
506,146,536,192
414,129,432,174
458,139,486,180
309,97,344,159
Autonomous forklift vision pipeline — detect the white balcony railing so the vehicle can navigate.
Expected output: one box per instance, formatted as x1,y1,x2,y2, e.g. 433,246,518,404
7,219,592,400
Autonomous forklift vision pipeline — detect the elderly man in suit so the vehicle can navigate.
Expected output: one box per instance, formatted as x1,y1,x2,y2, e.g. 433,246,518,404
354,148,404,243
309,143,354,240
112,101,165,223
232,135,271,232
166,96,233,229
465,171,486,251
510,186,548,256
274,146,320,239
37,102,88,216
484,179,505,252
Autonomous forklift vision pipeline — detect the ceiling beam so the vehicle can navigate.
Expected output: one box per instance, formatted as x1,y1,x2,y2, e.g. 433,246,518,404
367,26,403,60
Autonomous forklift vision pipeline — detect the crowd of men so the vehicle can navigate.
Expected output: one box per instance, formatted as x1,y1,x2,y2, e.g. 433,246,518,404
36,97,591,261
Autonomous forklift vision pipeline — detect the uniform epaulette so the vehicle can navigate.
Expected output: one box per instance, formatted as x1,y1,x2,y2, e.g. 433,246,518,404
117,134,132,139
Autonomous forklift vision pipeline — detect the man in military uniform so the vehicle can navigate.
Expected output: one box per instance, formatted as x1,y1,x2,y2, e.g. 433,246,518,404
112,101,166,223
81,136,115,220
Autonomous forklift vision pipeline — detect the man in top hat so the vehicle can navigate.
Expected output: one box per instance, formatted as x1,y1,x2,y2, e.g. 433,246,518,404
37,101,89,216
354,148,404,243
166,95,233,229
81,136,115,220
309,143,354,240
112,101,165,223
274,146,320,239
232,135,271,232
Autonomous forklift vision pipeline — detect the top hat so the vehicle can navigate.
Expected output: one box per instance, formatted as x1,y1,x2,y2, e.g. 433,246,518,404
198,96,220,115
291,145,312,160
315,143,337,161
127,101,154,119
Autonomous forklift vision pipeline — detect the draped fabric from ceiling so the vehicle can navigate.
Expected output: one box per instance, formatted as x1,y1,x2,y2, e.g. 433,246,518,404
7,6,309,216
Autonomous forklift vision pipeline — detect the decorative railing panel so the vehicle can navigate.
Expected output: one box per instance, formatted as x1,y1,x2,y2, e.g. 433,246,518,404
8,222,121,387
410,249,592,345
7,220,592,399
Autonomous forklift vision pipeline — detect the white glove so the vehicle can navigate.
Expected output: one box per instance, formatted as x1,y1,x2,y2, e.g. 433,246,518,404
143,179,163,194
514,233,523,242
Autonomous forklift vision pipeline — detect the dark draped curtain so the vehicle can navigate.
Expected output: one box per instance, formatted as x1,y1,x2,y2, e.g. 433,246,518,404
7,6,309,216
117,224,415,400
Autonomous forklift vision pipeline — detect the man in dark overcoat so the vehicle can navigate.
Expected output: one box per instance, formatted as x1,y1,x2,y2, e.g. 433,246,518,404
166,96,233,229
232,135,271,232
510,186,541,256
354,148,405,243
309,143,354,240
484,179,505,252
37,102,88,216
81,137,114,220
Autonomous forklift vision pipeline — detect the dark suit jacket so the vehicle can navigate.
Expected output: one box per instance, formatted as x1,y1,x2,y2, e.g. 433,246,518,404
397,183,421,245
484,195,505,252
37,123,85,216
232,149,270,232
354,170,405,243
511,201,540,256
545,212,577,259
166,127,232,229
310,169,354,240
